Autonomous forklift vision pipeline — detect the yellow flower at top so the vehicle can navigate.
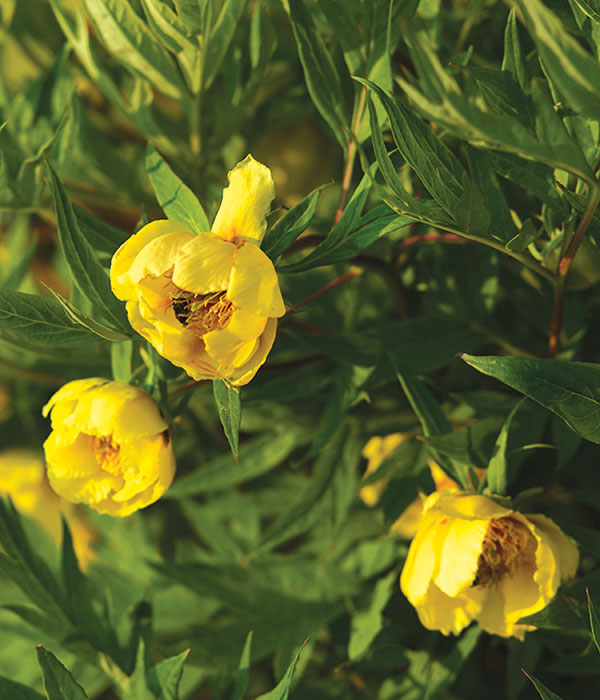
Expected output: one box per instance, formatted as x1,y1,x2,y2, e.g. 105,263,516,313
400,490,579,639
0,449,95,568
110,155,285,386
43,378,175,517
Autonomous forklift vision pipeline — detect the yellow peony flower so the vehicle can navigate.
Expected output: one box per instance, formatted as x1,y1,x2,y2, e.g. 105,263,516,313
42,378,175,517
0,449,95,568
360,433,411,507
400,490,579,639
110,155,285,386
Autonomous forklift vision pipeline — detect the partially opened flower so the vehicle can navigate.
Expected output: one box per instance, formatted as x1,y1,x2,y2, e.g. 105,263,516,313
0,448,95,568
43,379,175,517
110,155,285,386
400,491,579,638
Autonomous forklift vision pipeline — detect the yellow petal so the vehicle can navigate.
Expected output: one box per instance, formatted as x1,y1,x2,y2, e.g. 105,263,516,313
388,495,425,538
42,378,108,418
429,491,513,521
211,155,275,244
126,230,196,286
43,433,102,479
434,517,488,597
228,242,285,317
111,220,193,299
414,582,483,636
229,316,278,386
527,513,579,584
171,233,236,293
203,307,267,367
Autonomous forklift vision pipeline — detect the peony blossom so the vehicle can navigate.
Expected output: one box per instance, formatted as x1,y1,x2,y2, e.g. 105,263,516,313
110,155,285,386
0,448,95,567
42,378,175,517
400,490,579,638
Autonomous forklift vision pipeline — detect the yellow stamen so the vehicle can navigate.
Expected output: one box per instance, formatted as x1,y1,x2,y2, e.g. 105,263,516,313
91,436,121,475
170,290,234,334
472,517,536,587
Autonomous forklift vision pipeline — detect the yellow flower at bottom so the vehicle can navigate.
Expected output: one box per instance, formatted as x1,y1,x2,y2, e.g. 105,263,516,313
0,449,95,568
110,155,285,386
400,491,579,639
43,378,175,517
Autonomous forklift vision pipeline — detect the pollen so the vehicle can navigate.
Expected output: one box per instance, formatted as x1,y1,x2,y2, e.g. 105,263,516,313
170,290,234,335
472,517,537,587
91,435,121,475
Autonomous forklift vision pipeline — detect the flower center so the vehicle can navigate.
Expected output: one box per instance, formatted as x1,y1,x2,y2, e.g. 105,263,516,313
91,436,121,475
472,517,536,587
170,290,234,335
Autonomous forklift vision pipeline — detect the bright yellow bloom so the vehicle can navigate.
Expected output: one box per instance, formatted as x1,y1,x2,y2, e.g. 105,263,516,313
43,378,175,517
0,449,95,568
400,491,579,639
110,155,285,386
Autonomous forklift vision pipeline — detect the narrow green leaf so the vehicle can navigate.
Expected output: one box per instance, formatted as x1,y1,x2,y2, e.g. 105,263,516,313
461,354,600,445
486,399,525,496
47,165,129,331
573,0,600,23
348,571,396,660
262,185,324,259
166,430,304,497
287,0,349,148
0,677,44,700
146,144,210,233
213,380,242,460
111,340,134,383
230,631,253,700
73,205,126,258
455,172,491,236
255,640,308,700
147,649,190,700
523,670,565,700
83,0,187,99
506,219,540,252
518,0,600,119
36,646,90,700
502,8,528,91
204,0,248,88
587,588,600,655
0,290,93,347
44,286,131,342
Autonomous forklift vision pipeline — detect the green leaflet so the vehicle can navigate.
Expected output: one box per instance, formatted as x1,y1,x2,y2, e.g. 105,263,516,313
36,647,90,700
461,354,600,445
213,379,242,461
146,144,210,233
83,0,187,99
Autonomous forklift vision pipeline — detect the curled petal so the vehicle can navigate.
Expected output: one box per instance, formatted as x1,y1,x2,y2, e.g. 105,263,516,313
228,242,285,317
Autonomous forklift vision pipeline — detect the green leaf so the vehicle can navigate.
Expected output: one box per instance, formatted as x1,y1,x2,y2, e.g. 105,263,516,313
146,144,210,233
255,640,308,700
573,0,600,23
111,340,134,383
230,631,253,700
502,8,528,91
348,571,396,660
486,399,525,496
522,670,565,700
518,0,600,119
0,677,44,700
359,77,466,218
262,186,324,260
73,205,126,259
83,0,187,99
287,0,349,148
147,649,190,700
213,380,242,461
455,172,491,236
460,354,600,445
44,286,131,342
506,219,540,252
36,646,90,700
47,165,129,331
587,588,600,655
255,425,348,553
166,429,304,497
204,0,248,89
0,290,94,347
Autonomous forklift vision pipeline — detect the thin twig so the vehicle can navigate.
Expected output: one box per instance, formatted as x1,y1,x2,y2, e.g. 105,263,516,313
548,184,600,357
334,87,367,224
285,269,361,315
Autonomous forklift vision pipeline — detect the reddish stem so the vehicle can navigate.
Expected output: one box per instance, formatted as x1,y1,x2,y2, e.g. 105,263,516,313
285,269,360,315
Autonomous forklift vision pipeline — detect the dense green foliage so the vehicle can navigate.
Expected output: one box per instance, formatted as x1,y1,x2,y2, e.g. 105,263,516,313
3,0,600,697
